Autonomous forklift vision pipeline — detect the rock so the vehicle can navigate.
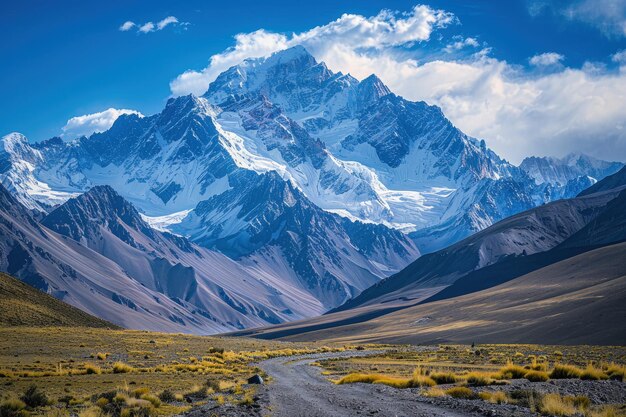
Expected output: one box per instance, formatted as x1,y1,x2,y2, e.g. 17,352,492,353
247,374,264,384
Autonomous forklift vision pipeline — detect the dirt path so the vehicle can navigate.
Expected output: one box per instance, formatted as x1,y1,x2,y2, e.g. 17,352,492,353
181,350,534,416
254,350,476,417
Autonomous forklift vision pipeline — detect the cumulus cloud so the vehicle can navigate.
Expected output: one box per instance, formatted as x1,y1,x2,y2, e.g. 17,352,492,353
528,0,626,38
120,16,186,34
170,5,455,96
157,16,179,30
170,4,626,163
529,52,565,66
444,37,479,53
612,49,626,63
119,21,135,31
61,108,143,139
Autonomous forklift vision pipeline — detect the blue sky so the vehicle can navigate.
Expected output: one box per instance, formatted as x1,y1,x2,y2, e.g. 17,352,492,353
1,0,625,162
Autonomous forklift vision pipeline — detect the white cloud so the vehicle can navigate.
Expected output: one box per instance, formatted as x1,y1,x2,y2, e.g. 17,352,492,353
612,49,626,63
119,21,135,31
61,108,144,139
170,4,626,163
170,5,454,96
529,52,565,66
120,16,185,34
138,22,155,33
444,37,479,53
528,0,626,38
157,16,178,30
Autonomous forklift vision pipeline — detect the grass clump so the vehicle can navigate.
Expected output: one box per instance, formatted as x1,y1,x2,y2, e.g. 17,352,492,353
479,391,509,404
336,370,435,389
524,370,549,382
606,364,625,381
580,364,608,381
112,362,134,374
540,394,577,416
550,364,582,379
498,362,528,379
20,385,49,408
445,386,477,400
538,393,590,416
430,372,457,384
0,398,28,417
84,363,102,375
157,390,175,404
422,388,446,397
465,372,494,386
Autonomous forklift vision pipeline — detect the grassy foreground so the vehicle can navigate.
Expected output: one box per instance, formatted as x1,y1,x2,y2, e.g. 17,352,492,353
0,327,345,417
318,344,626,417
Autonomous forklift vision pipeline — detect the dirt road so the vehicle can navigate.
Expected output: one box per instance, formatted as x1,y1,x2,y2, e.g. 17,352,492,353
254,350,475,417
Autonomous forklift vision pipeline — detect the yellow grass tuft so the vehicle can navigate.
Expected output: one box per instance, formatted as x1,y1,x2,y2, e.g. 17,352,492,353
479,391,508,404
112,362,134,374
498,362,528,379
464,372,494,386
524,370,549,382
580,364,609,381
550,364,582,379
445,386,476,399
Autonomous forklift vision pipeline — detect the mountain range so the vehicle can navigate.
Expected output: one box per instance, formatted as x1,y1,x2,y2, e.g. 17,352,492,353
0,46,624,335
233,166,626,344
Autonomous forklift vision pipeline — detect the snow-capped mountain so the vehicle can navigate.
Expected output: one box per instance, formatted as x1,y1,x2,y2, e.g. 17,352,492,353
520,153,623,186
4,183,338,332
1,45,624,333
174,169,418,308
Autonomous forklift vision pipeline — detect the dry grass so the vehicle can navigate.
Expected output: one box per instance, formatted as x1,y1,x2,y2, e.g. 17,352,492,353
550,364,583,379
498,363,528,379
479,391,509,404
580,364,609,381
464,372,494,386
445,386,476,399
430,372,457,384
540,393,577,416
0,327,345,416
524,370,549,382
336,368,435,389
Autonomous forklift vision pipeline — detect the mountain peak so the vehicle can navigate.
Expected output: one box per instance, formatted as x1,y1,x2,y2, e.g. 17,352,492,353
265,45,315,65
1,132,30,153
42,185,154,244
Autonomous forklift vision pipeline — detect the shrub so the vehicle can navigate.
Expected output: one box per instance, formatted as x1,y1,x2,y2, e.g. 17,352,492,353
205,378,221,392
0,398,28,417
445,386,477,400
78,407,104,417
337,372,434,389
540,393,576,416
112,362,134,374
580,364,608,381
550,364,582,379
21,386,49,408
131,388,149,399
430,372,457,384
84,363,102,375
479,391,508,404
606,364,625,381
465,372,493,386
499,363,528,379
184,385,208,401
423,388,446,398
525,370,549,382
139,395,160,408
96,353,108,361
157,390,175,403
510,389,541,410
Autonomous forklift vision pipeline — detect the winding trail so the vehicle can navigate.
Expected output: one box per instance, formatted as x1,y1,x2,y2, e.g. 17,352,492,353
255,350,475,417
